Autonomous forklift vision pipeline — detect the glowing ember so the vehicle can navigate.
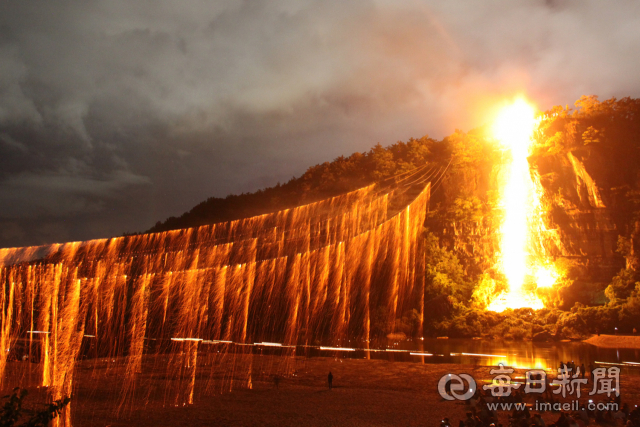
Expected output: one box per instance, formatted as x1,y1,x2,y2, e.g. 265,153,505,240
535,267,557,288
487,98,555,312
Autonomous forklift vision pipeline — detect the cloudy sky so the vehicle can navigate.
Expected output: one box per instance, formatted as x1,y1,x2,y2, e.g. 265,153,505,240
1,0,639,248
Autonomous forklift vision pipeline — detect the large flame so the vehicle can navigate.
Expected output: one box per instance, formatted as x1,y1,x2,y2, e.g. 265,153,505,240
487,98,552,312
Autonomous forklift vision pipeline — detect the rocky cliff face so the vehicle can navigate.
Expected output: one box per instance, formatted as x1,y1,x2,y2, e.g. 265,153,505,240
429,98,640,309
530,97,640,306
533,150,623,305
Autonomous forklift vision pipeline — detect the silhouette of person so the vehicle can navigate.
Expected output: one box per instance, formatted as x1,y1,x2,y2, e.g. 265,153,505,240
273,374,280,389
556,412,569,427
328,371,333,390
465,412,476,427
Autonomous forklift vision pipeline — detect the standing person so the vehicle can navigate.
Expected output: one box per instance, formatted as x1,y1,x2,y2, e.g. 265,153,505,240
328,371,333,390
556,412,569,427
580,363,585,379
532,413,546,427
545,372,553,399
465,412,476,427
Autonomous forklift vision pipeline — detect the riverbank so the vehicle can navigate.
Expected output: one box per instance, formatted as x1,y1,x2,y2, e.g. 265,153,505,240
5,355,638,426
71,357,640,426
584,334,640,349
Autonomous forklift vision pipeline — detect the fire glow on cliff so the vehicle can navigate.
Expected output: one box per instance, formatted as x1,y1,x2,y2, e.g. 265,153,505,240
487,98,557,312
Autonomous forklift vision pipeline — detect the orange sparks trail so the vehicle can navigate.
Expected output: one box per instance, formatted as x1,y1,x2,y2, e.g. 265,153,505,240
487,98,557,312
0,166,434,426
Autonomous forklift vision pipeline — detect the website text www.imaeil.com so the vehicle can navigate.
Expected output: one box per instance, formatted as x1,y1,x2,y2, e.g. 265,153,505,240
483,401,618,412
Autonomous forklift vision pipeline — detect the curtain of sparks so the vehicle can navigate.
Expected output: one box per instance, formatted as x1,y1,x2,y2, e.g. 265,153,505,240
0,167,432,425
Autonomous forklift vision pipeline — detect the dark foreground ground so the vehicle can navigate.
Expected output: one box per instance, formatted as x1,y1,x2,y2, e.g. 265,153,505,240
6,355,640,426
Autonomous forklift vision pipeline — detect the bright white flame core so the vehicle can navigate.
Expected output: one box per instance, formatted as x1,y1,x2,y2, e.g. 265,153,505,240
488,99,550,312
535,267,557,288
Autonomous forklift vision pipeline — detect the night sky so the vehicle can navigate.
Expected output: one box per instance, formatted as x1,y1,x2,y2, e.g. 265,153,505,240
1,0,640,248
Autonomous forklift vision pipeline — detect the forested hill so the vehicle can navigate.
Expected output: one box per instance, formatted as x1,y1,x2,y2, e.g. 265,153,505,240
146,135,453,233
146,94,640,283
141,95,640,338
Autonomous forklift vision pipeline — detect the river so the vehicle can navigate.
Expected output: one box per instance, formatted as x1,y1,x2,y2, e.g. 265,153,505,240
302,338,640,374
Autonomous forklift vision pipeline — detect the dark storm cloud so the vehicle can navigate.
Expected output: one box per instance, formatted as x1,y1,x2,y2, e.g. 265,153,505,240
1,0,639,248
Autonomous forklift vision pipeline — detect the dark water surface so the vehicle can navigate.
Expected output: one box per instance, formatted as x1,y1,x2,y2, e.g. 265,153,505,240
301,338,640,374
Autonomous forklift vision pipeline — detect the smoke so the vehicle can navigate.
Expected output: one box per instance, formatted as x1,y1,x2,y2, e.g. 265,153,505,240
1,0,639,247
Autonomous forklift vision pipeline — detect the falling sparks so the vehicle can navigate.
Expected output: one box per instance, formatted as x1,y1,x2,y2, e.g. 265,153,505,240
0,166,434,422
487,98,556,312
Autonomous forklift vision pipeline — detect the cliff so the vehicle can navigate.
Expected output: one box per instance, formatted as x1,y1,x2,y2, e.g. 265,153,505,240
530,96,640,306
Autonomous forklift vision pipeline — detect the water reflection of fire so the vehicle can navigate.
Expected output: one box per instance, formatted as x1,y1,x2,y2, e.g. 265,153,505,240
487,98,557,312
